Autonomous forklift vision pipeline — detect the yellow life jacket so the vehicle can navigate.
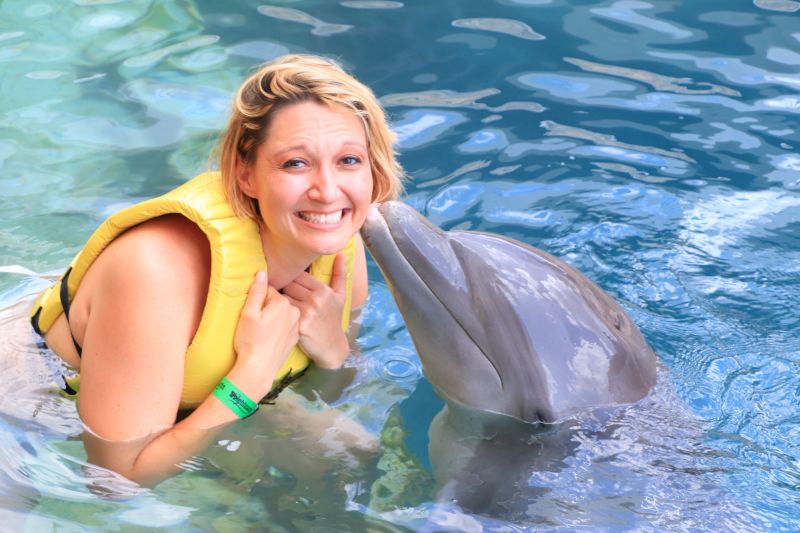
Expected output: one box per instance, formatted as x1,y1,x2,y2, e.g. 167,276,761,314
30,172,355,409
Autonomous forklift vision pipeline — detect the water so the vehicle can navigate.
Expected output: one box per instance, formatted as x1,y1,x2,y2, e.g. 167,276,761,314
1,0,799,530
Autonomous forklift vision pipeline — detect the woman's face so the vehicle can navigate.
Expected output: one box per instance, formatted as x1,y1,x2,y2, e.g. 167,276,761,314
237,100,374,257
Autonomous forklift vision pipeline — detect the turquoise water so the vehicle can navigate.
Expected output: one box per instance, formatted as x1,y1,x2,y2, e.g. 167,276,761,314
1,0,799,530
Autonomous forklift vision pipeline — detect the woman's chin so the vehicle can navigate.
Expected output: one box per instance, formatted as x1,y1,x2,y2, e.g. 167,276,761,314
303,234,353,256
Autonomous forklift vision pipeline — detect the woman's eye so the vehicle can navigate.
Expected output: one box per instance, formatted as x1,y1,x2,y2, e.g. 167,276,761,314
341,155,361,166
282,158,306,169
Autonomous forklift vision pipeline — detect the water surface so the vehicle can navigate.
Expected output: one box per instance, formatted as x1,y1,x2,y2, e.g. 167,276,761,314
1,0,798,531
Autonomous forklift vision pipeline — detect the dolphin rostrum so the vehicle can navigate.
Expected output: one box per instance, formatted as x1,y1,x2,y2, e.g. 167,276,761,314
361,202,657,424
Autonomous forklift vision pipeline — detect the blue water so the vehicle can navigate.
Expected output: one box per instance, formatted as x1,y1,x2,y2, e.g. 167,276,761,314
1,0,799,530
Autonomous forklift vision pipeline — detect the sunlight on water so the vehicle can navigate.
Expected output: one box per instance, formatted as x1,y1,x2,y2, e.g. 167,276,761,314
1,0,798,530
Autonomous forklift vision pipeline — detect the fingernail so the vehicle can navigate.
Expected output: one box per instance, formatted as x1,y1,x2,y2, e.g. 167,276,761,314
256,271,266,282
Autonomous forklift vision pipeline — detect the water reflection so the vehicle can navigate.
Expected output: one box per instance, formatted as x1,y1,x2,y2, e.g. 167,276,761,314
679,188,800,259
591,1,696,40
541,120,694,167
651,51,800,92
1,0,799,529
456,129,509,154
340,1,404,9
753,0,800,13
381,88,501,109
256,6,353,36
565,56,740,96
390,109,467,150
451,17,545,41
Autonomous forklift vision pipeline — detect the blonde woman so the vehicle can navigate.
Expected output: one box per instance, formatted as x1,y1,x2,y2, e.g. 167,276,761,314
31,55,403,485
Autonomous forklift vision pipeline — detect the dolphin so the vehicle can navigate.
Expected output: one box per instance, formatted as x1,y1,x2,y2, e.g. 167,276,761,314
360,201,657,425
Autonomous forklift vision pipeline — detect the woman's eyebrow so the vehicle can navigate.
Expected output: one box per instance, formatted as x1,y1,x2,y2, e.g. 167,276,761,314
341,140,368,152
272,144,308,158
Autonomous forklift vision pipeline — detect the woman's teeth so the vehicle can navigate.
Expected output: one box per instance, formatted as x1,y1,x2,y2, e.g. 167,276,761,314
298,210,344,224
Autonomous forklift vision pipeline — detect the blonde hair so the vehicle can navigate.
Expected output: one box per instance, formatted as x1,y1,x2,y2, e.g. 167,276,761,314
219,54,404,219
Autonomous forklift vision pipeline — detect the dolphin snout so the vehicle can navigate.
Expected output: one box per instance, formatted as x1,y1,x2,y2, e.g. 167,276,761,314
361,202,392,250
366,203,382,223
361,203,387,234
362,202,415,243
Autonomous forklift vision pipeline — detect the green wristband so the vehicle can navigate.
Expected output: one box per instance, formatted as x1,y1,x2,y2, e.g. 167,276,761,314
213,377,258,419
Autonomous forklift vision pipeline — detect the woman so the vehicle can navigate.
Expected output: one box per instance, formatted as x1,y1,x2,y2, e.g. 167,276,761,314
30,54,403,485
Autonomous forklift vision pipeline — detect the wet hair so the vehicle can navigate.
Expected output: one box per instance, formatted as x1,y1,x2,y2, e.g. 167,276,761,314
218,54,404,219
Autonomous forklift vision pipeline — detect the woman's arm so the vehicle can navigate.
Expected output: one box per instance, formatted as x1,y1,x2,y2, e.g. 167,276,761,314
77,217,299,486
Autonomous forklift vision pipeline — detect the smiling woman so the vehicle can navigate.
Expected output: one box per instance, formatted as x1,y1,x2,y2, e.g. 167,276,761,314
27,54,404,486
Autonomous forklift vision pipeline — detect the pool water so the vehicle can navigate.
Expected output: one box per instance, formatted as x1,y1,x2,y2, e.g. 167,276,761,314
1,0,799,530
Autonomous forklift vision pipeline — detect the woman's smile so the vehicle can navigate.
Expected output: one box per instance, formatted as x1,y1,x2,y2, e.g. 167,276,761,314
295,208,350,226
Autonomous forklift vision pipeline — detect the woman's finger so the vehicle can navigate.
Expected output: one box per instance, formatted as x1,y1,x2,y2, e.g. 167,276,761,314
281,279,312,302
289,271,324,291
242,270,268,314
265,285,284,307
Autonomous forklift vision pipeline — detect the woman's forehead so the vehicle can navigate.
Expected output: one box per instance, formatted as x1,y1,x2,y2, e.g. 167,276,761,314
262,101,368,150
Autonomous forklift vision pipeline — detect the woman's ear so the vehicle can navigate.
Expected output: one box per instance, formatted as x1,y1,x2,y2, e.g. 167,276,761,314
236,161,257,199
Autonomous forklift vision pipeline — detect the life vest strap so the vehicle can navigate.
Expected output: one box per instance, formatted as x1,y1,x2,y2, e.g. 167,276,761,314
56,268,83,357
260,366,310,405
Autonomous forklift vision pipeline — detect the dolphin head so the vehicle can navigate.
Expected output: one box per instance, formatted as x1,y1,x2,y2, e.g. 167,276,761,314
361,202,657,424
361,202,553,421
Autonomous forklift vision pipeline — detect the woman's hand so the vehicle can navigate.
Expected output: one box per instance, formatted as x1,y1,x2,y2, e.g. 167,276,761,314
233,270,300,396
281,253,349,368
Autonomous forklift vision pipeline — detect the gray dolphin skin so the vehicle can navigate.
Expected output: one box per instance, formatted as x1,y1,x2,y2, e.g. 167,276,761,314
361,201,657,424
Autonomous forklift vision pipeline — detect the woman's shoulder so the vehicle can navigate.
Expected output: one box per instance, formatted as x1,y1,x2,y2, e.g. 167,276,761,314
94,214,211,301
62,214,211,365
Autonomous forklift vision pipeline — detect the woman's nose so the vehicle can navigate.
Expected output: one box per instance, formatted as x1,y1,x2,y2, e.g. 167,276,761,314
308,165,338,202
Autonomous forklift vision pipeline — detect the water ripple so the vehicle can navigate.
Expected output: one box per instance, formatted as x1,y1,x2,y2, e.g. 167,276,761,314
672,122,762,151
564,57,740,96
390,109,467,150
256,6,353,36
679,188,800,259
381,88,500,109
513,71,635,98
121,79,230,127
121,35,220,70
650,51,800,91
456,128,509,154
451,17,545,41
754,0,800,12
592,162,676,184
74,10,137,35
105,28,168,53
340,1,403,9
541,120,695,165
591,0,695,40
0,32,25,43
228,40,289,61
2,0,800,529
766,153,800,188
499,0,553,5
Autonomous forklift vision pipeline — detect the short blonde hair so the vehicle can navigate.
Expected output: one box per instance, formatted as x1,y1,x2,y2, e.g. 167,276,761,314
219,54,404,219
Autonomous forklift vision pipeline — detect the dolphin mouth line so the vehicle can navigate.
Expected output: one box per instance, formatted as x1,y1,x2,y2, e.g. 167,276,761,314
376,216,505,391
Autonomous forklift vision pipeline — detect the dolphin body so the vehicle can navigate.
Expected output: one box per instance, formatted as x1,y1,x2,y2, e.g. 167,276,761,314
361,201,657,425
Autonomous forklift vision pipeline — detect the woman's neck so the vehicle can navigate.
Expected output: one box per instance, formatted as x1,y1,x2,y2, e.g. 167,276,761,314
258,230,316,290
